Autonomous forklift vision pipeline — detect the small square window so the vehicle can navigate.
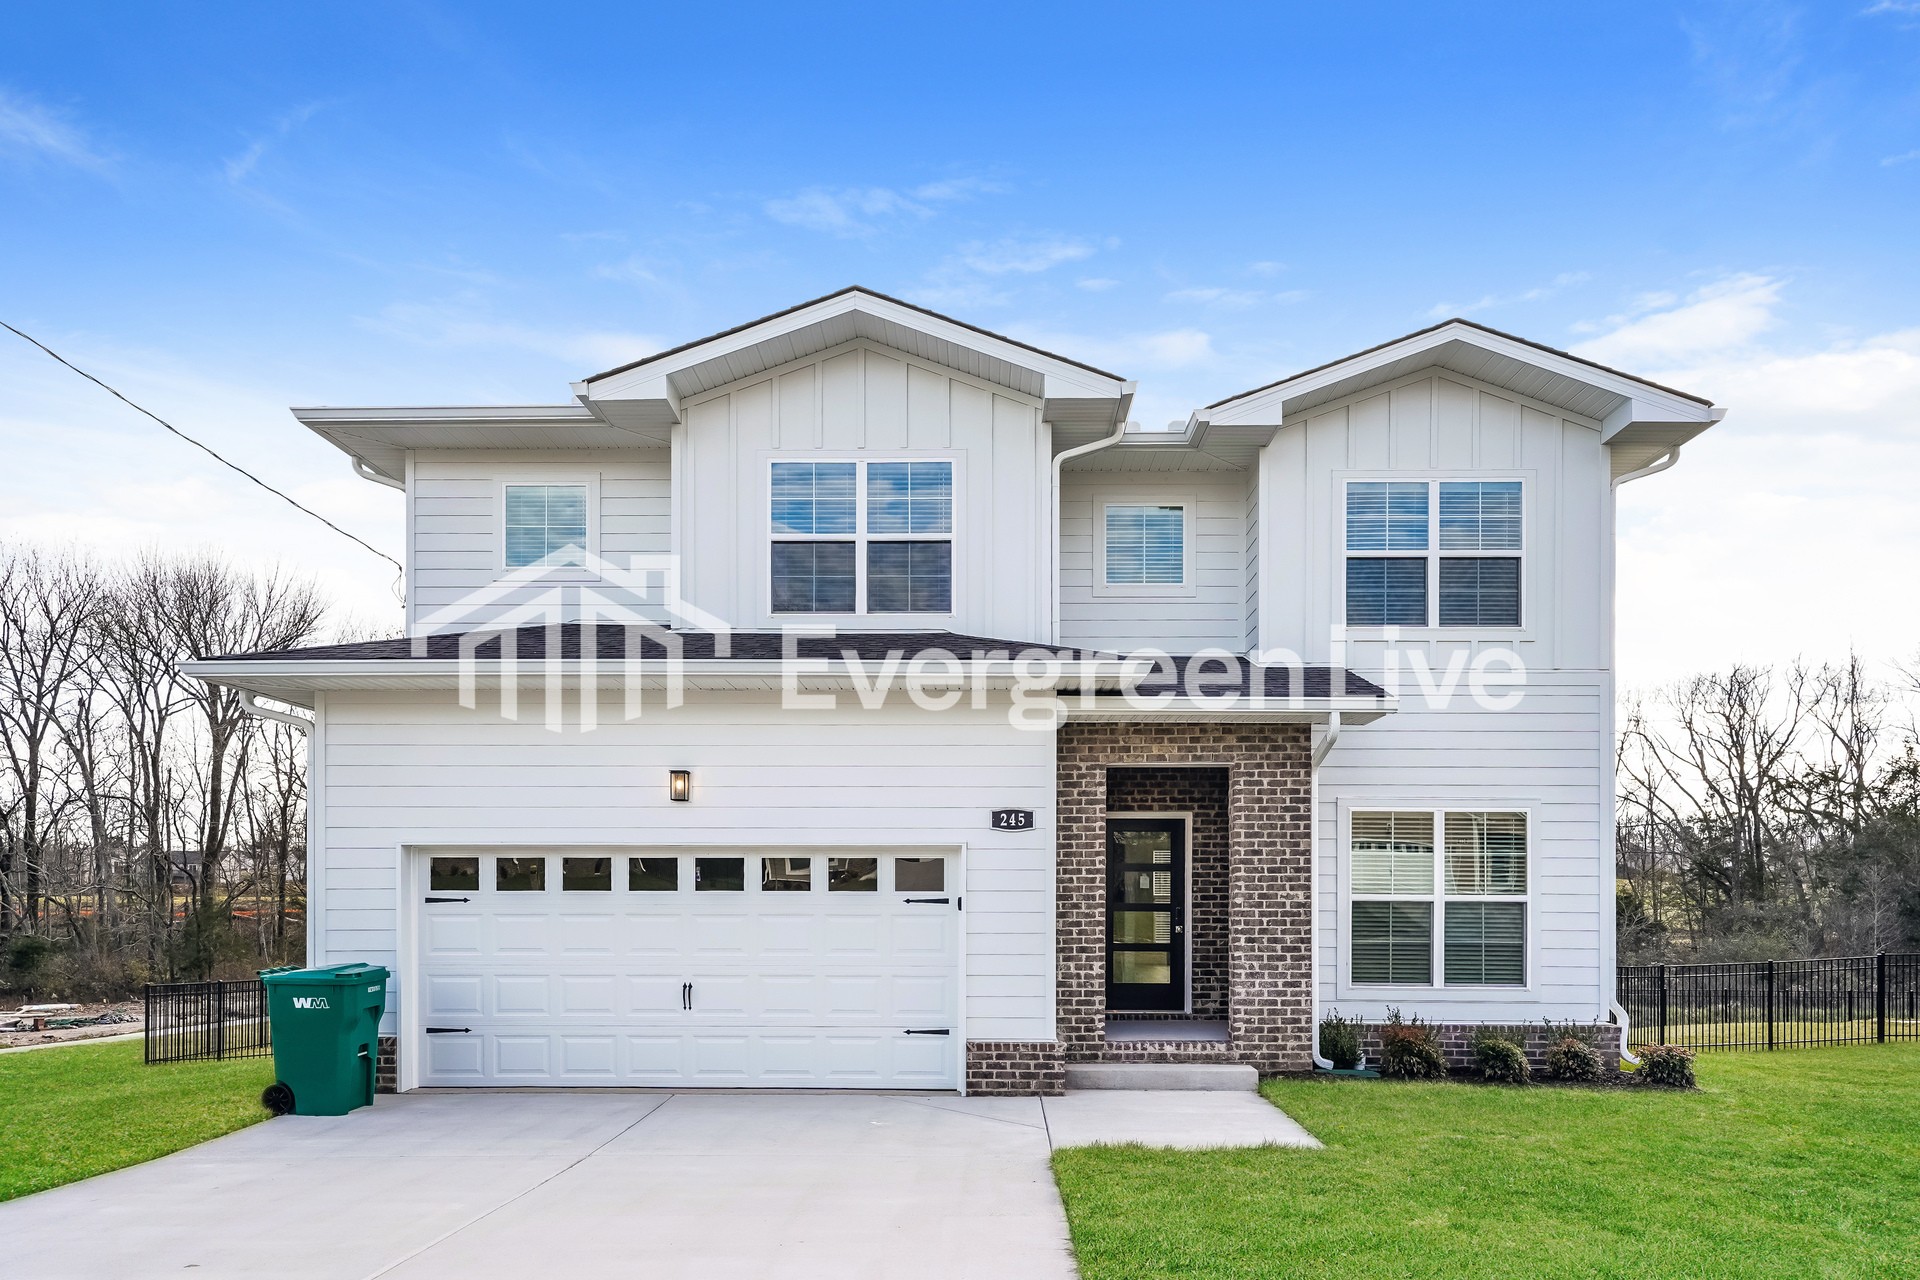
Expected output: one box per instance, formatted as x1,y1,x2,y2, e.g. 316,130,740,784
761,857,812,892
1104,504,1186,586
694,857,744,891
561,857,612,891
828,857,878,891
628,857,679,891
496,857,546,892
429,857,478,891
504,484,589,568
894,857,945,892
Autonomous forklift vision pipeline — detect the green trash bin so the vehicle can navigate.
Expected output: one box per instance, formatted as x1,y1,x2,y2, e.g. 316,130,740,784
260,963,389,1116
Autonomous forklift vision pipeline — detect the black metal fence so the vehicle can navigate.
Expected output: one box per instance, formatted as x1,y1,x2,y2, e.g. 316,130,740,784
1618,953,1920,1051
144,979,272,1064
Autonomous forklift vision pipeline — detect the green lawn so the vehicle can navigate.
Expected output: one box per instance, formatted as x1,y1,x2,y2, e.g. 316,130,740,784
1053,1045,1920,1279
0,1039,274,1202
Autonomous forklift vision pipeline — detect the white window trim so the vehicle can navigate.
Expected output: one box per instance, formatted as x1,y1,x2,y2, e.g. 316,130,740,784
1092,492,1198,599
497,472,601,579
1336,474,1528,634
764,455,959,619
1336,803,1534,999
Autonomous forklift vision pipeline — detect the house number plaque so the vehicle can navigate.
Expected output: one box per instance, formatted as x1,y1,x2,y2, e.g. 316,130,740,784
990,809,1035,831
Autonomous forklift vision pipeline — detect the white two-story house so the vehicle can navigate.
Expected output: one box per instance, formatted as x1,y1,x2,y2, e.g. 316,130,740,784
186,287,1721,1094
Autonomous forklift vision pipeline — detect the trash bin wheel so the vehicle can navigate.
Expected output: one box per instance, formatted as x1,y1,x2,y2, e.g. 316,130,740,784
262,1082,296,1115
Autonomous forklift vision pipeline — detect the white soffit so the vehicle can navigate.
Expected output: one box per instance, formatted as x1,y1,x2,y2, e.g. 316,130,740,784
578,287,1134,432
295,405,666,483
1200,319,1723,452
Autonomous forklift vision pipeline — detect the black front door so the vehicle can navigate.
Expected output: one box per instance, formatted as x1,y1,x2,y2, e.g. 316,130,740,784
1105,817,1186,1011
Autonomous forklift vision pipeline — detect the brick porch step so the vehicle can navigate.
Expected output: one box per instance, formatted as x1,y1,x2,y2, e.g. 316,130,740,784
1063,1063,1259,1091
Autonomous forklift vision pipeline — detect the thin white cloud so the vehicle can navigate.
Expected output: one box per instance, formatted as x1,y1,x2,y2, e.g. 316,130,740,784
224,101,328,185
1165,286,1308,309
763,176,1001,237
1571,274,1783,368
1247,261,1288,277
1882,148,1920,166
957,236,1097,275
1864,2,1920,14
1076,277,1121,292
1427,271,1591,321
361,300,660,369
0,86,110,171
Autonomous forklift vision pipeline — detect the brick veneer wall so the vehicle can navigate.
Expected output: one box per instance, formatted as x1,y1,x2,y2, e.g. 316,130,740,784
1357,1022,1627,1072
376,1034,398,1093
1057,721,1314,1073
965,1040,1066,1095
1106,767,1229,1019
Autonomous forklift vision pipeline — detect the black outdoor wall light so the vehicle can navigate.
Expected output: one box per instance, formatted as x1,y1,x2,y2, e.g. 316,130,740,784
669,769,692,802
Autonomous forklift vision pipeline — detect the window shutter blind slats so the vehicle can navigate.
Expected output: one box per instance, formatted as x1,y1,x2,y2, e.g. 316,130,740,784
1351,811,1435,894
1105,504,1185,585
1443,902,1526,985
1443,812,1528,895
1351,901,1433,985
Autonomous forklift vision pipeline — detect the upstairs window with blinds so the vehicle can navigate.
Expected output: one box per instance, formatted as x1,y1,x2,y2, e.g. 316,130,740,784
1343,479,1523,628
1350,808,1528,988
770,459,953,614
504,483,589,568
1103,503,1187,589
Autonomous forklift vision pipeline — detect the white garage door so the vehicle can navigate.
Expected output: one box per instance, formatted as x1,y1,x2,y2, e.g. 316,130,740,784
413,851,960,1089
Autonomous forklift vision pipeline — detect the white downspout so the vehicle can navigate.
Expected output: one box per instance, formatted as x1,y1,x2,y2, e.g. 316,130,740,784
351,456,406,491
239,690,313,734
1310,711,1341,1069
1604,444,1680,1066
1050,420,1130,643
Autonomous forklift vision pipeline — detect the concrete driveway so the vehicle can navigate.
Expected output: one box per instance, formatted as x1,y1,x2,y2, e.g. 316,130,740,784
2,1091,1078,1280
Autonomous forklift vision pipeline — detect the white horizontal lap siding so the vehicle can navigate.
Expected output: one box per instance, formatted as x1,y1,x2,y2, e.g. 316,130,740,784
316,690,1057,1043
677,341,1047,637
1315,670,1608,1023
407,449,669,632
1058,469,1253,653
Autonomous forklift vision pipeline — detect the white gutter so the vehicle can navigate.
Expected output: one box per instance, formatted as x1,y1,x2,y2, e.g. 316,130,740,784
350,456,406,491
1310,711,1342,1069
238,691,312,734
1610,444,1681,490
1050,419,1130,642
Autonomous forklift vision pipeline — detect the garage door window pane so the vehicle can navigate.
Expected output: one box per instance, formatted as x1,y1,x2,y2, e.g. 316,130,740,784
497,857,545,892
695,857,744,891
894,857,945,892
762,857,811,892
628,857,679,891
829,857,878,891
562,857,611,891
429,857,478,891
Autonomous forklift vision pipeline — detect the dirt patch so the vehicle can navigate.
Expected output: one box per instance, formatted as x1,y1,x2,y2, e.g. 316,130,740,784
0,1001,143,1050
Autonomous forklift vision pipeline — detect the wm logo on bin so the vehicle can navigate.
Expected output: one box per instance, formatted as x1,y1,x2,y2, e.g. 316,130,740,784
292,997,331,1009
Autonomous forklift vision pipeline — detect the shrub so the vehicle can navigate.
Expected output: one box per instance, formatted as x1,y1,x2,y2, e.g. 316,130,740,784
1638,1044,1697,1089
1376,1008,1448,1080
1471,1028,1532,1084
1319,1008,1363,1069
1546,1035,1606,1082
1540,1017,1603,1049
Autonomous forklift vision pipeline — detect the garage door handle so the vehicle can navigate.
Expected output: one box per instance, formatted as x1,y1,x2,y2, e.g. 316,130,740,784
903,1028,951,1036
682,982,692,1011
425,1027,471,1034
904,897,950,905
424,897,470,904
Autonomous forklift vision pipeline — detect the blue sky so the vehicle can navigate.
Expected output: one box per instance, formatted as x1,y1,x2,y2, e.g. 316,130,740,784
3,2,1919,683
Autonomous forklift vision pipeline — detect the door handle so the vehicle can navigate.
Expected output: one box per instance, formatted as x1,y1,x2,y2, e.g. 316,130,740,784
424,1027,471,1034
682,982,692,1011
904,897,950,905
903,1028,951,1036
424,897,470,904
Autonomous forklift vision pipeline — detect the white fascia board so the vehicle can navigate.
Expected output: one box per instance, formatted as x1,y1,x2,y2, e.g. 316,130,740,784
1204,323,1718,428
583,290,1128,410
1063,696,1394,723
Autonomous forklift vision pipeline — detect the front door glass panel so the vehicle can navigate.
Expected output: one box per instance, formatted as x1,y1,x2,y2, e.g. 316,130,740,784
1105,819,1186,1011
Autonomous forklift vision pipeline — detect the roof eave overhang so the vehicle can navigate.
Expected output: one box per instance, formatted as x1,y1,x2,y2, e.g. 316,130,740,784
1198,322,1721,450
576,289,1133,431
1064,695,1394,724
293,405,667,483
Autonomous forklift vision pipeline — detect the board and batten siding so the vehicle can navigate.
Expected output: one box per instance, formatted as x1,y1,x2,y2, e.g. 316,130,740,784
675,340,1052,637
1255,370,1615,1021
310,689,1058,1044
1058,468,1255,654
407,448,671,633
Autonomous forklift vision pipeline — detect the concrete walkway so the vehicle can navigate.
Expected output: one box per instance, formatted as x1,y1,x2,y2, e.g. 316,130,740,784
0,1089,1317,1280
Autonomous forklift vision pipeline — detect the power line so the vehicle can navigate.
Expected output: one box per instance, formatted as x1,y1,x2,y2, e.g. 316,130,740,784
1,319,405,576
